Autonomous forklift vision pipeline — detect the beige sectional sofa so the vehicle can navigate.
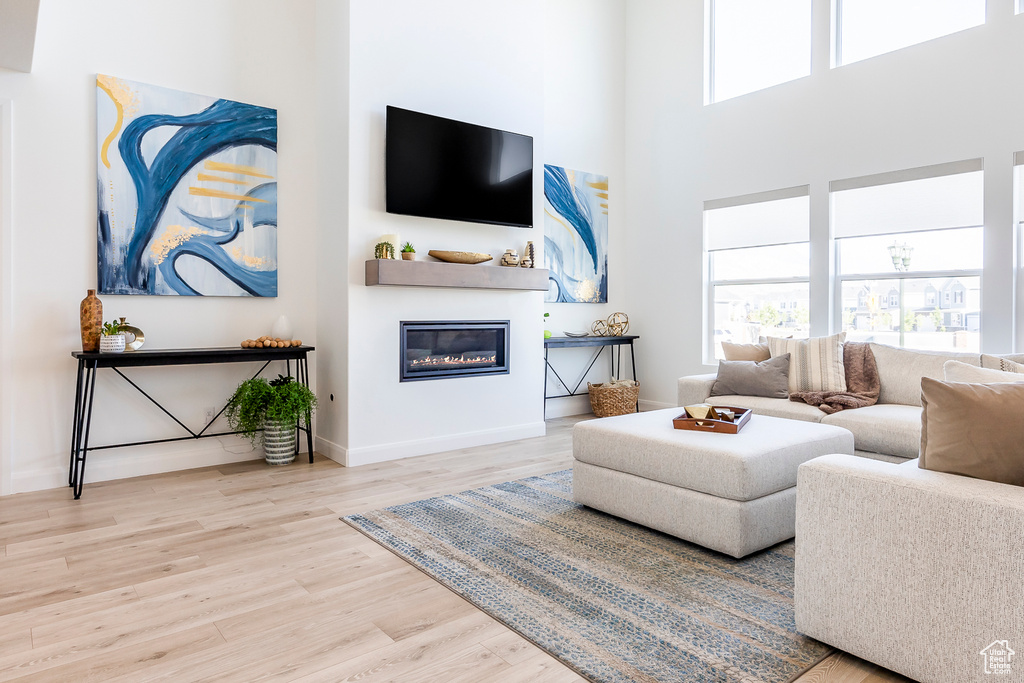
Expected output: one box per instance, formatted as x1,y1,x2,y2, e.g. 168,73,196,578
677,343,1024,461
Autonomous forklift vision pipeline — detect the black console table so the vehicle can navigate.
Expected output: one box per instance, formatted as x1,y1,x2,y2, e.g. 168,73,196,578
69,346,315,499
543,335,638,418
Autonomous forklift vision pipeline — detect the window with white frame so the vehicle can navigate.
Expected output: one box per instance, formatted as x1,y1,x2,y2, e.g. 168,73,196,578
705,188,810,360
835,0,986,66
1015,152,1024,344
706,0,812,103
832,160,984,352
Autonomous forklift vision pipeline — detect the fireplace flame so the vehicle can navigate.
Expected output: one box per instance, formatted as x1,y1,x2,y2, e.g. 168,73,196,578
410,353,497,368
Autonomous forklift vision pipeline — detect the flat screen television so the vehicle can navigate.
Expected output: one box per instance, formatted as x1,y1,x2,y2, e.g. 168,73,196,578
386,106,533,228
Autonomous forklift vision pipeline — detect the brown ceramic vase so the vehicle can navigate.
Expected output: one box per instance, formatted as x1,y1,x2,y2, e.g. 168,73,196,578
80,289,102,352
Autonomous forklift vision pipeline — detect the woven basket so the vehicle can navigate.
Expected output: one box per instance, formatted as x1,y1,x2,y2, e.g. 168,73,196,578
588,381,640,418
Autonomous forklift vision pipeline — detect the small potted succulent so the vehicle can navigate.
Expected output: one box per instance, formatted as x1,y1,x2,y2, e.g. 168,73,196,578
401,242,416,260
99,320,126,353
225,374,317,465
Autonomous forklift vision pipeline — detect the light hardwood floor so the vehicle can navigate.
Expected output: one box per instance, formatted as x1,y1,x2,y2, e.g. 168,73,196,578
0,417,909,682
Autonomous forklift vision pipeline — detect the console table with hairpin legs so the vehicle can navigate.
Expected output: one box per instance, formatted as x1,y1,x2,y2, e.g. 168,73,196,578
68,346,315,499
543,335,639,418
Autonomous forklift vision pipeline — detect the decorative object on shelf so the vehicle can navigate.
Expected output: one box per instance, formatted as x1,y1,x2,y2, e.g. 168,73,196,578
519,258,532,268
591,311,629,337
80,289,103,352
99,320,126,353
96,74,278,297
374,241,395,260
544,312,552,340
544,164,609,303
380,234,400,259
427,250,493,264
241,336,303,348
525,240,536,267
500,249,520,267
116,317,145,351
401,242,416,260
564,331,588,338
588,378,640,418
271,314,292,340
225,373,317,466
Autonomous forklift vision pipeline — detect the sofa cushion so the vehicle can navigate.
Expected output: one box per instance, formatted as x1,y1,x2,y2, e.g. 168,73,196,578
707,395,826,423
919,378,1024,486
820,404,922,459
979,354,1024,373
868,343,980,407
768,333,846,394
944,360,1024,384
710,354,790,399
721,340,771,361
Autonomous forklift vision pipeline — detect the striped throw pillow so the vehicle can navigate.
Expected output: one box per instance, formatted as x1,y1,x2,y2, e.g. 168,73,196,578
767,332,847,394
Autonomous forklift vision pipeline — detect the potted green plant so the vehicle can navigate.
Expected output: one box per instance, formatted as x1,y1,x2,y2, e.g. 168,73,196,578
100,320,126,353
225,374,317,465
401,241,416,260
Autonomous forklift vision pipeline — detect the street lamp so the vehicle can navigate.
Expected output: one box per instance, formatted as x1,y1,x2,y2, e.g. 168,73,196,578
888,242,913,272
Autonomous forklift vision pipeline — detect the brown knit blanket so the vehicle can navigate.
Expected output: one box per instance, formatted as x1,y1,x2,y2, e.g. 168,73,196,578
790,342,879,414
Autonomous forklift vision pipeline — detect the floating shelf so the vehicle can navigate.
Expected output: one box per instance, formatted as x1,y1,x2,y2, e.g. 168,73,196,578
365,259,549,291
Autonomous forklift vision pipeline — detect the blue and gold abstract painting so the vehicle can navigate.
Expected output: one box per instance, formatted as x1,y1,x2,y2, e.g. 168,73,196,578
97,75,278,296
543,165,608,303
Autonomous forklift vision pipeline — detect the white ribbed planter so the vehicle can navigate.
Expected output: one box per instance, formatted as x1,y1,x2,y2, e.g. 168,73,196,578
262,418,297,465
99,334,126,353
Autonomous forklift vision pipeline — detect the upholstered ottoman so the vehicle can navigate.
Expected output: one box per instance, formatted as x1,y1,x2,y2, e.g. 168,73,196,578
573,408,854,558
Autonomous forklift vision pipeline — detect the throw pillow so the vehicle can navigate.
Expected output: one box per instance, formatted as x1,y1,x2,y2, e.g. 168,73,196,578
979,354,1024,373
943,360,1024,384
709,354,790,399
767,333,846,394
721,341,771,362
919,378,1024,486
868,343,980,407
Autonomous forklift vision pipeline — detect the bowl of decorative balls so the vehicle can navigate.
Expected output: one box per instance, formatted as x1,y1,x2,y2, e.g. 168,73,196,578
241,336,303,349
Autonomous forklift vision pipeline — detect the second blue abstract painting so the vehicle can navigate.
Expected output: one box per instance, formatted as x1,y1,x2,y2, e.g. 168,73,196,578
96,75,278,296
543,164,608,303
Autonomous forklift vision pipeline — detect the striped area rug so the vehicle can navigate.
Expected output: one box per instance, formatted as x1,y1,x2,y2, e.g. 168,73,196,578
343,470,831,683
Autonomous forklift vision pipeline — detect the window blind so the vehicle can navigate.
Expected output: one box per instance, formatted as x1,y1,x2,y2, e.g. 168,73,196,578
704,191,809,251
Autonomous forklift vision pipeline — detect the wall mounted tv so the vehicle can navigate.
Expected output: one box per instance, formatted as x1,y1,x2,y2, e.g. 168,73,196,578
386,106,534,228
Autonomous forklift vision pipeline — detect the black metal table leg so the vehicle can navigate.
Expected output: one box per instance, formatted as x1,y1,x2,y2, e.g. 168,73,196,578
73,361,98,499
543,346,549,419
69,359,84,487
301,355,313,463
630,341,638,412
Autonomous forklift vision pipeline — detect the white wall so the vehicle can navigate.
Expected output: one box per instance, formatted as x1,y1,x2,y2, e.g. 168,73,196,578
543,0,637,416
624,0,1024,407
334,0,548,466
0,0,319,492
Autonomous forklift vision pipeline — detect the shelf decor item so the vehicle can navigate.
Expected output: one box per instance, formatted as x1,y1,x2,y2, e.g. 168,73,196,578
427,250,493,264
117,317,145,351
80,289,103,352
500,249,520,267
225,373,317,466
271,315,292,340
592,312,629,337
525,240,536,267
374,241,395,260
588,379,640,418
380,234,400,259
99,320,126,353
401,242,416,260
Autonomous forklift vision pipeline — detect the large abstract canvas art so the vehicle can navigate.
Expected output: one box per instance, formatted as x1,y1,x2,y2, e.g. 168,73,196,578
97,75,278,296
543,165,608,303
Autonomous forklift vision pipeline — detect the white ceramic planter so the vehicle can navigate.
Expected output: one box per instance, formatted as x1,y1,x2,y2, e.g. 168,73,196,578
99,334,126,353
263,418,297,465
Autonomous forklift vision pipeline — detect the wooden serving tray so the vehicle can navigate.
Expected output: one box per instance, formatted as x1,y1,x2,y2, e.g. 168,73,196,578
672,406,752,434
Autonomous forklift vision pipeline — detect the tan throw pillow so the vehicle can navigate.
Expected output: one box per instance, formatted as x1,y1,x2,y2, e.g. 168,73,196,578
869,343,980,407
721,341,771,362
919,378,1024,486
944,360,1024,384
767,332,846,394
980,354,1024,373
709,354,790,398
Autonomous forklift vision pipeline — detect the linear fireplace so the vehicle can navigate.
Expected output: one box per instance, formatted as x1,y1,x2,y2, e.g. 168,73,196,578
400,321,510,381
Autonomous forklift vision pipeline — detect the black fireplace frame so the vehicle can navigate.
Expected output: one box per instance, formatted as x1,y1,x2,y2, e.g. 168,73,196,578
400,320,510,382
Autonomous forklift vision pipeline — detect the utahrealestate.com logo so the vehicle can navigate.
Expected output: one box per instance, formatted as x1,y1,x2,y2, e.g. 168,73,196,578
980,641,1015,675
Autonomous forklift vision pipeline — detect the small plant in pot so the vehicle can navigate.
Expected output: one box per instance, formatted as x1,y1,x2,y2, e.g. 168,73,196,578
100,320,126,353
401,241,416,260
225,374,317,465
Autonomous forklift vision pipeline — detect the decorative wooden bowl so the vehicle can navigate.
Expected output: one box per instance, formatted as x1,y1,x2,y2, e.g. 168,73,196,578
427,250,493,264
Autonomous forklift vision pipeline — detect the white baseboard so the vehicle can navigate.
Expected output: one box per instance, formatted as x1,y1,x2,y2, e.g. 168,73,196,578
639,398,675,412
12,443,266,494
322,422,547,468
